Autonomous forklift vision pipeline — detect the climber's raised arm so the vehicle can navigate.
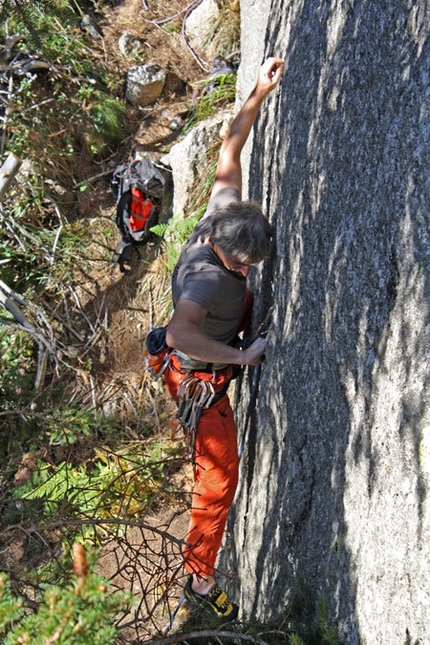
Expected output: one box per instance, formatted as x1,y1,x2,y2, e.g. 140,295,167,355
211,56,284,198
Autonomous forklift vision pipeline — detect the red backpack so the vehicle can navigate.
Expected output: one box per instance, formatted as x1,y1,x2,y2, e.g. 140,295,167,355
129,187,155,233
111,158,166,272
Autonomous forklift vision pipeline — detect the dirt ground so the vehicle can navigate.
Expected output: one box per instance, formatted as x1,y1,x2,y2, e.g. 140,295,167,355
102,0,207,152
3,1,238,640
77,0,210,431
75,2,237,639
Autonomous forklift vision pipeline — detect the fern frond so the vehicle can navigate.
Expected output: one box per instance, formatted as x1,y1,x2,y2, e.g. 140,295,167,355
318,595,341,644
150,223,168,238
288,634,306,645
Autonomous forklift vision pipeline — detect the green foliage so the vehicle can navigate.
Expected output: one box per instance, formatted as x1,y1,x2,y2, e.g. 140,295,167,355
0,223,63,291
0,201,112,294
0,0,123,178
152,213,202,271
288,634,306,645
184,72,237,133
0,554,130,644
0,328,37,458
0,574,28,635
0,337,118,443
13,438,178,540
0,1,105,76
89,95,125,153
43,408,114,447
1,1,77,56
163,21,182,35
0,328,34,392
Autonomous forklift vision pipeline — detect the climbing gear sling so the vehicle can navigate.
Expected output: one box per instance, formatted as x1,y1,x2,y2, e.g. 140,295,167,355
164,353,233,462
173,375,215,454
172,365,232,461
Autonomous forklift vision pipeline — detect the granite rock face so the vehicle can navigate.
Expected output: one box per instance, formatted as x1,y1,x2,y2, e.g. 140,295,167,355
184,0,220,63
125,64,166,106
161,111,232,217
223,2,430,644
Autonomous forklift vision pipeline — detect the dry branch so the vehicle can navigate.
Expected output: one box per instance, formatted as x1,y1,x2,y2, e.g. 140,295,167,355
0,279,34,329
0,153,21,202
0,280,59,389
151,630,270,645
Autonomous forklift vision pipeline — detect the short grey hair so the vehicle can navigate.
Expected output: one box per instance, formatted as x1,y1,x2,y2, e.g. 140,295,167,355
209,201,273,264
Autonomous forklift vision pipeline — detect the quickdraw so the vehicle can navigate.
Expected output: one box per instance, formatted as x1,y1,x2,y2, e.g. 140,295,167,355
172,375,216,460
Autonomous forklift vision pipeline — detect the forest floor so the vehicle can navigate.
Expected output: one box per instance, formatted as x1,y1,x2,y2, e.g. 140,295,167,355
4,1,240,640
77,1,237,640
82,0,207,431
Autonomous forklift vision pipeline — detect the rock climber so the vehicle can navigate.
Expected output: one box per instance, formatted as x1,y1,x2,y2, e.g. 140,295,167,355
163,55,284,620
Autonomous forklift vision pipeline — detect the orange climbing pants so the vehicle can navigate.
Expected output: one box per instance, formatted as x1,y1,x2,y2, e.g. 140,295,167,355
163,354,239,577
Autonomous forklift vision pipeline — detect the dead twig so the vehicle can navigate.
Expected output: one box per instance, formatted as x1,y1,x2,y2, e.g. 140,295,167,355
0,152,21,201
48,224,63,268
141,0,202,26
41,297,83,343
1,516,186,548
150,630,270,645
18,97,55,116
0,76,14,158
181,1,211,73
73,168,113,188
34,344,49,392
68,285,96,334
2,216,27,251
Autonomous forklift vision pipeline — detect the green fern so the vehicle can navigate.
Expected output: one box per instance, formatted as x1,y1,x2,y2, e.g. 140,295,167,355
20,461,80,502
13,440,180,541
288,633,306,645
150,222,169,238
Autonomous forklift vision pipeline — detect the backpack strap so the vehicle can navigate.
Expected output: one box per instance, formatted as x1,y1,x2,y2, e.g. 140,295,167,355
112,238,133,273
115,190,132,242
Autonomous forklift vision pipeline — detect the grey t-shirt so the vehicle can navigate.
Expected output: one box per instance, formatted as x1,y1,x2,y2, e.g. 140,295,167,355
171,187,245,361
